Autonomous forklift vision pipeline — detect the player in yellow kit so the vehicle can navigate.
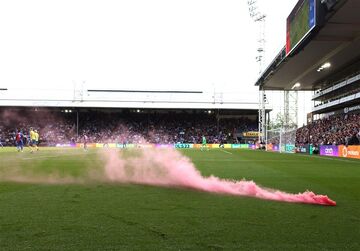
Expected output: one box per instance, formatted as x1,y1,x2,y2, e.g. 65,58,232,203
29,127,36,153
34,130,39,151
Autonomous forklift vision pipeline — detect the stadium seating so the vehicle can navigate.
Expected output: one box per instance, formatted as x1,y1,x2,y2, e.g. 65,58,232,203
296,113,360,146
0,109,257,146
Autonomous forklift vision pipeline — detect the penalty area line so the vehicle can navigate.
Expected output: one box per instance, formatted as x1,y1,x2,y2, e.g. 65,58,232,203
219,149,233,155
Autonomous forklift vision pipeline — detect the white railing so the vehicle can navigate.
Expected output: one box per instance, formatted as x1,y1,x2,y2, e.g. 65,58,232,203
312,73,360,100
312,91,360,112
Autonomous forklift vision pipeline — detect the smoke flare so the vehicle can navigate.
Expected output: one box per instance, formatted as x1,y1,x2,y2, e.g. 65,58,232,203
103,148,336,206
0,147,336,206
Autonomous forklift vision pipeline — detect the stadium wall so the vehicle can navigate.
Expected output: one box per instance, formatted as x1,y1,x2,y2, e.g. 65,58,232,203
55,142,359,159
69,143,255,150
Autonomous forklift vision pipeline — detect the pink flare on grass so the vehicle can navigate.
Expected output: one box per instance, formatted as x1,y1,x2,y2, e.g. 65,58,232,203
102,149,336,206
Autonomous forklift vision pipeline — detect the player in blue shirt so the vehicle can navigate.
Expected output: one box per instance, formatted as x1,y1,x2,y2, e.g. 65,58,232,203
15,130,24,152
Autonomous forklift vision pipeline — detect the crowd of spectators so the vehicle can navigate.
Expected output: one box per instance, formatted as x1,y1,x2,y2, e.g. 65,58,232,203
296,113,360,146
0,110,75,146
0,110,257,146
2,109,359,147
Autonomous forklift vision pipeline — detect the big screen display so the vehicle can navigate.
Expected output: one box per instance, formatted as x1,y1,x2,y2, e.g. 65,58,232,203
286,0,316,55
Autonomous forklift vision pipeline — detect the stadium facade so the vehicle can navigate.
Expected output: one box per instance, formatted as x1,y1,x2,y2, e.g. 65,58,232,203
0,82,270,146
255,0,360,120
255,0,360,159
0,85,268,147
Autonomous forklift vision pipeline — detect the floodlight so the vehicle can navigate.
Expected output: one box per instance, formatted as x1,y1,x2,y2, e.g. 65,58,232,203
317,62,331,72
291,83,301,89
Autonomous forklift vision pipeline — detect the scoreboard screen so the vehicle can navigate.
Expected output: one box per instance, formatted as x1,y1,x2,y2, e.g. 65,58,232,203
286,0,316,55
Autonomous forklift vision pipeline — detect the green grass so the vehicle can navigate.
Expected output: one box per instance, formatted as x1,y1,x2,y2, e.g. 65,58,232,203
0,147,359,250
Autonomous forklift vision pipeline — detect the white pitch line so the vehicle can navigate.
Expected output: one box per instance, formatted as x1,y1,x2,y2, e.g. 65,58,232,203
257,150,360,164
219,149,233,155
196,159,300,162
296,154,360,164
22,152,86,160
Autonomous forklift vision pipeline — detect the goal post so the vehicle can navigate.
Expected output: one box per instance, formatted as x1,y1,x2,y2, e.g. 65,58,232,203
265,127,296,153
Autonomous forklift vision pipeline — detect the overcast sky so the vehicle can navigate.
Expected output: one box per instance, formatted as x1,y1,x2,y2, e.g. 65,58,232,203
0,0,311,123
0,0,297,90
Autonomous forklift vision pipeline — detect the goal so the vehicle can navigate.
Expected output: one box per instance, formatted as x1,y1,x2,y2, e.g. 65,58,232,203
265,128,296,153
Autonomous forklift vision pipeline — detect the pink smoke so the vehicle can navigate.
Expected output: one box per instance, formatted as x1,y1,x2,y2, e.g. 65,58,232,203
103,148,336,206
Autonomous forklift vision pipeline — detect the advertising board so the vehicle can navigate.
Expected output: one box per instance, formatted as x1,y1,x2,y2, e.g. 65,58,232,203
175,144,192,149
319,145,339,157
338,145,360,159
296,144,313,155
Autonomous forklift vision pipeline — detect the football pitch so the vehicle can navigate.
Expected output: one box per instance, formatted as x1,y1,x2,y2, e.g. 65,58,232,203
0,148,359,250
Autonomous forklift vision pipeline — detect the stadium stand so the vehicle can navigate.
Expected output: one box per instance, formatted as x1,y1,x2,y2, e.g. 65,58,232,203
0,108,258,146
254,0,360,154
296,58,360,147
296,113,360,146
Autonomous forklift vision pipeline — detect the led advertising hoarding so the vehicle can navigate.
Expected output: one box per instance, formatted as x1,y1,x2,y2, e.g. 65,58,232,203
319,145,339,157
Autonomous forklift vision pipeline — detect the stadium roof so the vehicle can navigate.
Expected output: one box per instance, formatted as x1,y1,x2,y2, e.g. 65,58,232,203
0,88,264,111
255,0,360,91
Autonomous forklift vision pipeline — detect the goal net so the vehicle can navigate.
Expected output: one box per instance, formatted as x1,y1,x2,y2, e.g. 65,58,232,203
265,128,297,153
